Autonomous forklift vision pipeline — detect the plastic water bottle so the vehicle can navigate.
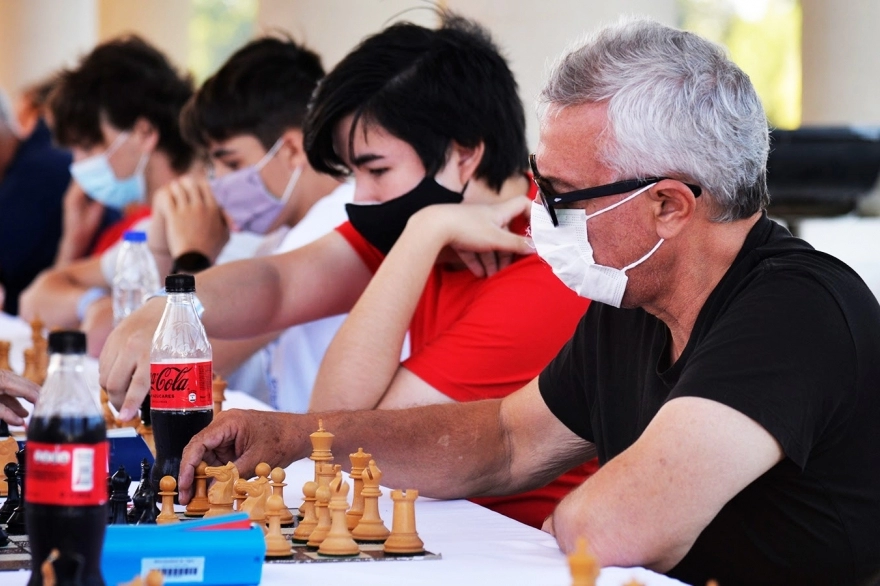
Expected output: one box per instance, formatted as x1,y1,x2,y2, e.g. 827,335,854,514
150,274,213,496
112,230,160,326
26,330,108,586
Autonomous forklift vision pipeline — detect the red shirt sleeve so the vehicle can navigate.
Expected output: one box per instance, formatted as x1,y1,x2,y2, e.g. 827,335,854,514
335,220,384,274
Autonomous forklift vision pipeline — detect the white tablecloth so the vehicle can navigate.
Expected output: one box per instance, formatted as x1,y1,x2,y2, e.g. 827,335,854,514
0,312,687,585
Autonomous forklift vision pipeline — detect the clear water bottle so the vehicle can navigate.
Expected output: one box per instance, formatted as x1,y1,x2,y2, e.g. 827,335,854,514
149,274,213,497
112,230,160,326
26,330,108,586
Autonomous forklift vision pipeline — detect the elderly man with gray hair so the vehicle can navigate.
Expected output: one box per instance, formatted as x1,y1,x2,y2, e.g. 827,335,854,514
176,18,880,585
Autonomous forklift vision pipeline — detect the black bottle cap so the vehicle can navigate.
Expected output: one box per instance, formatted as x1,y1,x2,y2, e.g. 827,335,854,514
47,331,87,354
165,273,196,293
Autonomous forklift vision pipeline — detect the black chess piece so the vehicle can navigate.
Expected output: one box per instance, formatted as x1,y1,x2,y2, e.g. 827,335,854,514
0,523,8,546
0,461,19,523
109,465,132,525
128,459,152,524
136,479,159,525
6,448,26,534
0,419,9,437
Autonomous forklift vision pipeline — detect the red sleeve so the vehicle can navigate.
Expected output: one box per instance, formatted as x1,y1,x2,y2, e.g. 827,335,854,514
403,256,590,401
90,205,152,256
335,221,384,274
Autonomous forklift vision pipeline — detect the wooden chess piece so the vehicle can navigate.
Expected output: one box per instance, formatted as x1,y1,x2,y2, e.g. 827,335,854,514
128,459,152,523
300,419,334,518
264,494,294,558
6,447,27,534
318,472,359,557
0,340,11,371
568,537,600,586
291,481,319,544
22,347,40,384
109,465,132,525
185,461,211,517
0,436,18,497
157,476,180,524
212,375,227,417
235,477,269,525
0,461,19,522
351,459,389,543
137,481,160,525
204,462,238,518
315,462,340,490
306,484,332,549
100,388,118,430
270,467,295,526
346,447,371,530
383,489,425,555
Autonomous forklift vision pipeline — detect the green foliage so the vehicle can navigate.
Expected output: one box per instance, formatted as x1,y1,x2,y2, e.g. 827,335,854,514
188,0,258,84
680,0,802,129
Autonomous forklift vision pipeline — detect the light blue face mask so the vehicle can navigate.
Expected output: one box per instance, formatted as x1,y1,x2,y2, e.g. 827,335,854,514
70,132,149,210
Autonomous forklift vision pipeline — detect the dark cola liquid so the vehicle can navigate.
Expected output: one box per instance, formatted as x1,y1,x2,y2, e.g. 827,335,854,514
26,415,107,586
151,409,213,500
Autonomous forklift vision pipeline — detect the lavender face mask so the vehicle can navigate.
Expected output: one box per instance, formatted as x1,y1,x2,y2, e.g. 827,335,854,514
209,139,301,234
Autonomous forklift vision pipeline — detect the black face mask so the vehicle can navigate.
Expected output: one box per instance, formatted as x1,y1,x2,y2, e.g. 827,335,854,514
345,176,464,255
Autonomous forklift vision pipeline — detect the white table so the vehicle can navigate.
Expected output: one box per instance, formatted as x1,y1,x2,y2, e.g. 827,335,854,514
0,312,687,585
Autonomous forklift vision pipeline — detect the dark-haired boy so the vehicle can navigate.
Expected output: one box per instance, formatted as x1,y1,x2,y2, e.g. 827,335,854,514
101,14,594,528
149,36,347,409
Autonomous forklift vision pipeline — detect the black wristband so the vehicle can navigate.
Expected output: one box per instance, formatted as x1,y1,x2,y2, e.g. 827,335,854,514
171,251,212,274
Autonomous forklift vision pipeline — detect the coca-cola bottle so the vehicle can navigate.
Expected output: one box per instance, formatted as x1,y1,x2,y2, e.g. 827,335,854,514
26,330,107,586
150,274,213,496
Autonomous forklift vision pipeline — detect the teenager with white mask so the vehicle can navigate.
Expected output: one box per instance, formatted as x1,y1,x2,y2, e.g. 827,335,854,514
20,36,194,357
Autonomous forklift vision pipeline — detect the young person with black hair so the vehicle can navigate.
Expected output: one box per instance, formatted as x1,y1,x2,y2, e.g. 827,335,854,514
150,36,348,410
101,14,594,528
19,36,194,354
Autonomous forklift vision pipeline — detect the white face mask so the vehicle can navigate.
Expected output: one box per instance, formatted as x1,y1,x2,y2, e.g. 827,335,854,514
530,183,663,307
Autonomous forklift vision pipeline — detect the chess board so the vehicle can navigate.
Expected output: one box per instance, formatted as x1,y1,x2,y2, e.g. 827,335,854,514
0,510,440,573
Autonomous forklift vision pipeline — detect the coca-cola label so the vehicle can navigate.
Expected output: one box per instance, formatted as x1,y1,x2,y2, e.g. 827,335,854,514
150,361,213,409
26,441,109,506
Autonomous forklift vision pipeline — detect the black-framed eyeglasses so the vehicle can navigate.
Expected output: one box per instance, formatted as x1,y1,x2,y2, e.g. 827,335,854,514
529,153,702,226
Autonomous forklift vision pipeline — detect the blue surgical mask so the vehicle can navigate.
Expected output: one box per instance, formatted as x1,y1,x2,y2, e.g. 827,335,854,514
70,132,149,210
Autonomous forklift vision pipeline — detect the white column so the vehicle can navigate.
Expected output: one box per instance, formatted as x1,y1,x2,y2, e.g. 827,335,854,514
801,0,880,125
0,0,97,94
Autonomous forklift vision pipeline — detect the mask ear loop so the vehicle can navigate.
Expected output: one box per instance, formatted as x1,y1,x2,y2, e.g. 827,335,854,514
256,138,285,171
104,131,131,158
584,182,656,221
279,164,303,204
622,238,664,273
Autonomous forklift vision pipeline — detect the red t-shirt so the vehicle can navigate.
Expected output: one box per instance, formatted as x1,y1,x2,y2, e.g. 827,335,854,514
90,204,152,256
336,185,599,528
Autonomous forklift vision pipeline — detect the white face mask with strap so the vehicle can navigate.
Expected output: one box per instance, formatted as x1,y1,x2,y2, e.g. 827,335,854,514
529,182,663,307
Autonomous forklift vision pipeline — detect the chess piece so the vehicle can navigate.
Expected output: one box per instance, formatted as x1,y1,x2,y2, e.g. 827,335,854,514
301,419,334,518
568,537,600,586
291,481,319,544
100,388,118,430
346,448,371,530
0,524,7,547
0,340,11,371
185,461,211,517
0,436,18,497
318,472,359,557
233,480,247,512
204,462,238,518
129,459,152,524
212,375,227,417
137,481,160,524
5,448,27,534
0,419,8,437
383,489,425,555
270,467,295,526
264,494,294,558
22,347,41,384
0,461,20,523
351,460,389,543
109,465,132,525
306,484,332,549
157,476,180,524
235,476,269,525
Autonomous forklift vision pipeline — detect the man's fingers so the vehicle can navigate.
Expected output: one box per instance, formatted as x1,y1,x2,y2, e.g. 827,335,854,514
0,402,25,426
117,365,149,422
0,369,40,404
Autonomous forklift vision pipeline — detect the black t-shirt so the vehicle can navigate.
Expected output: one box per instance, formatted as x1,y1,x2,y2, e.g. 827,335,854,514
540,215,880,586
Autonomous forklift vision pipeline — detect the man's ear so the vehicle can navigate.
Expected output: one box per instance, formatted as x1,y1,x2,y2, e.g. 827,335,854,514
132,117,159,152
279,128,306,169
649,179,697,240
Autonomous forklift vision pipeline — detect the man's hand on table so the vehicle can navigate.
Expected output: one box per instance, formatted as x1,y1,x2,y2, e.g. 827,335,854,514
177,409,301,504
98,296,165,421
0,369,39,426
